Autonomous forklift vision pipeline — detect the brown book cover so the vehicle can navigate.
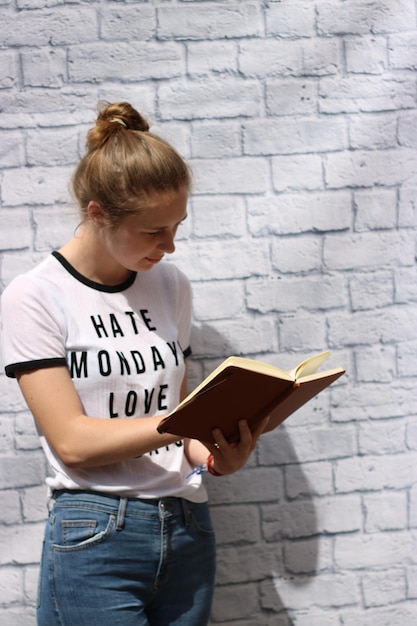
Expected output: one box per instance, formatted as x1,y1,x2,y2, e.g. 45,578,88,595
157,351,345,444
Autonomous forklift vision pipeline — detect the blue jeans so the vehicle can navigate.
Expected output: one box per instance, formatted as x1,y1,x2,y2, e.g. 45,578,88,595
37,491,216,626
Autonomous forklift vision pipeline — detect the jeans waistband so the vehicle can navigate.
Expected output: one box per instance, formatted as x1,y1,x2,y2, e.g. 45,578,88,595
50,489,201,530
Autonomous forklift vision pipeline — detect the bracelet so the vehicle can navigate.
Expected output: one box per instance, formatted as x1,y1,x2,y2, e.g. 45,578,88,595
207,453,223,477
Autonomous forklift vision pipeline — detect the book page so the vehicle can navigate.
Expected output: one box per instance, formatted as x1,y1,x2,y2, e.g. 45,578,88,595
294,350,331,379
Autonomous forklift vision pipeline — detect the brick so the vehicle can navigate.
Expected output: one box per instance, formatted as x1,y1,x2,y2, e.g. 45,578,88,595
285,462,333,498
192,281,245,321
317,0,415,36
325,148,417,188
339,604,417,626
320,75,416,113
0,209,31,249
0,566,25,605
208,467,284,505
354,189,397,231
0,131,25,168
278,313,328,352
389,32,417,70
364,492,408,532
21,48,67,88
271,236,322,273
264,494,362,539
247,191,352,236
209,505,261,545
266,79,317,116
355,344,397,383
191,157,268,194
259,423,357,465
0,489,21,525
334,530,417,569
284,536,333,574
190,121,241,158
324,232,415,270
398,111,417,148
33,207,79,252
100,6,155,41
22,485,48,523
0,455,46,489
334,453,417,493
160,79,262,121
239,39,303,77
26,128,79,166
1,8,98,46
349,112,398,149
398,340,417,377
332,380,415,421
187,41,238,76
191,195,245,236
211,582,260,622
362,569,407,606
271,155,323,192
69,42,184,83
395,267,417,303
328,306,417,347
345,35,388,74
2,167,72,207
246,274,347,314
0,522,44,565
172,239,271,282
398,186,417,228
358,419,407,455
266,2,316,37
263,572,360,610
216,543,281,585
244,117,348,155
0,608,37,626
0,49,17,89
349,270,394,311
158,4,263,40
191,315,278,357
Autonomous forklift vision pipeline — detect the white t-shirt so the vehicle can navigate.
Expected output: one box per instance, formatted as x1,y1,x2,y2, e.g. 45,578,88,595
1,252,207,502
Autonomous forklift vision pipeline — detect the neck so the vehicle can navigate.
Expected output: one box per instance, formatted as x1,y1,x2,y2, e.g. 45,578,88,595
58,226,131,286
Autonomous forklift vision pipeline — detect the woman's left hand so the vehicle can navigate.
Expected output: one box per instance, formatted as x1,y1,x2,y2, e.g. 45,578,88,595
204,416,270,476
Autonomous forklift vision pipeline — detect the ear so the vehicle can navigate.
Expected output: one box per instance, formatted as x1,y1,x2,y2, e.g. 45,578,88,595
86,201,107,225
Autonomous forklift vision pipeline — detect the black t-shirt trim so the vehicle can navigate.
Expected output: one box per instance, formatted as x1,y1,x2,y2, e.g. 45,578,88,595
52,251,137,293
5,358,67,379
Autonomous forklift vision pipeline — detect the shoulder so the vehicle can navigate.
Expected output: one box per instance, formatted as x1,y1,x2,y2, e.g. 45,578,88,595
151,261,191,293
1,255,63,310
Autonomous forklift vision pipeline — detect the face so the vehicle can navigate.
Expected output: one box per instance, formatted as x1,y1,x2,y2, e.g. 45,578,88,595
95,186,188,274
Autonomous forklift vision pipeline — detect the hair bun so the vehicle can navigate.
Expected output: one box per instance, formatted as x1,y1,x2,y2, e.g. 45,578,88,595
86,101,150,152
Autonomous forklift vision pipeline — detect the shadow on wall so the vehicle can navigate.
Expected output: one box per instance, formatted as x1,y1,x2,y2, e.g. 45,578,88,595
189,323,319,625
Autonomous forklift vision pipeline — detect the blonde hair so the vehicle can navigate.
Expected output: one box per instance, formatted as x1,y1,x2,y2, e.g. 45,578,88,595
72,102,191,223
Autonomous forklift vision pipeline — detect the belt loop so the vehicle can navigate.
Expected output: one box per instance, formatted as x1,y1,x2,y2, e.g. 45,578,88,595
180,498,190,527
116,497,127,531
47,490,59,512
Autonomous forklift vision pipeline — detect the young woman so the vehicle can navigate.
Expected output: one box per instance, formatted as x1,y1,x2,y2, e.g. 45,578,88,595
1,102,267,626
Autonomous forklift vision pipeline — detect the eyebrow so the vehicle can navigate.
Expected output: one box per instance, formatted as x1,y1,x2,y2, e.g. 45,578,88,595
149,214,188,231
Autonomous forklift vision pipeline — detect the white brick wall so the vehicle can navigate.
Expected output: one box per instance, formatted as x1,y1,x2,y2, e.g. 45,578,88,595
0,1,416,624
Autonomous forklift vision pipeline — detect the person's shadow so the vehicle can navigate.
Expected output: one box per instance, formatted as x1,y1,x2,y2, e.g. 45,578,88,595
188,323,319,625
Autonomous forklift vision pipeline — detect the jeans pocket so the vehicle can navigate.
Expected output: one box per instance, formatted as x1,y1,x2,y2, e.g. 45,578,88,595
189,503,215,537
52,510,116,552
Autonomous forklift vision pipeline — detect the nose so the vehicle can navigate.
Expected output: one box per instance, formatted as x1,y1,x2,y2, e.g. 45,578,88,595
158,230,176,254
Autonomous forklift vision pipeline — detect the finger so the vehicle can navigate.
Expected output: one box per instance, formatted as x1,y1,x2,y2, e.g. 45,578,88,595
252,415,270,438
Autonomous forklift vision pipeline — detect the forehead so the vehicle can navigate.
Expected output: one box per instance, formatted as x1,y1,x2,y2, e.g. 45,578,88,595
130,187,188,226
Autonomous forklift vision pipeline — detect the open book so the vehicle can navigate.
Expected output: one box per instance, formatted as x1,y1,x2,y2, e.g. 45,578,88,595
157,351,345,444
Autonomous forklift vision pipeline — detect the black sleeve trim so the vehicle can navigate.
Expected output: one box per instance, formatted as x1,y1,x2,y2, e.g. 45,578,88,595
183,346,192,359
5,358,68,378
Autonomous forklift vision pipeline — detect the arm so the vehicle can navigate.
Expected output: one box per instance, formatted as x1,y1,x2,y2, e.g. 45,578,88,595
17,366,182,468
